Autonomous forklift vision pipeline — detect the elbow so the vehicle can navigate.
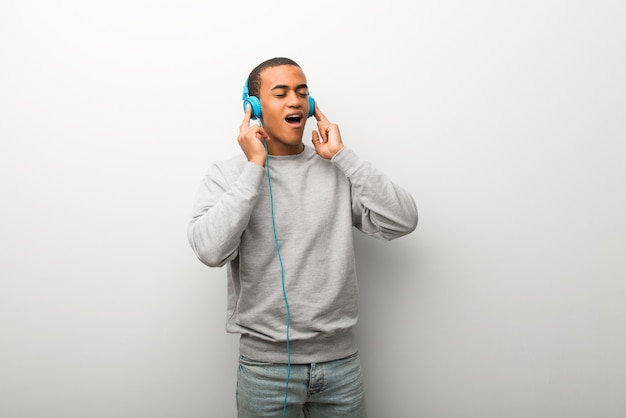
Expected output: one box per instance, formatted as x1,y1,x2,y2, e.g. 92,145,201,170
408,207,418,233
393,212,418,239
392,192,418,237
191,244,224,268
392,203,418,239
394,200,418,237
187,224,234,268
190,241,233,268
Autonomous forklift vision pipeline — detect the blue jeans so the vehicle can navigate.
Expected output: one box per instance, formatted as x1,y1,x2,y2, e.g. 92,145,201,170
236,352,367,418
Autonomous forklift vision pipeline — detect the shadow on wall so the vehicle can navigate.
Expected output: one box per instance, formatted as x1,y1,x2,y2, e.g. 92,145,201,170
353,229,422,305
353,229,423,339
352,230,423,416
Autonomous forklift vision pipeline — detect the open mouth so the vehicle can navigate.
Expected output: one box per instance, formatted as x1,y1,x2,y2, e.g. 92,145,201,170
285,114,303,126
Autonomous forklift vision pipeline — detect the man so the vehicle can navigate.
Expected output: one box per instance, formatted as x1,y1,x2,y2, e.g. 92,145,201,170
188,57,417,417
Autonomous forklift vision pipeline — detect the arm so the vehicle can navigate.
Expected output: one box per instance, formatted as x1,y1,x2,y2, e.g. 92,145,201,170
333,147,418,240
187,161,265,267
311,103,417,240
188,106,269,267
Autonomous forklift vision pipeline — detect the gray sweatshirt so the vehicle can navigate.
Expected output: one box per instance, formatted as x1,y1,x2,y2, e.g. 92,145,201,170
188,145,417,364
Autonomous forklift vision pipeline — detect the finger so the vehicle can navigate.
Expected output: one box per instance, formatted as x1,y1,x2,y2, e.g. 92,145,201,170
240,104,252,131
313,103,330,123
317,124,329,143
311,130,320,146
256,127,270,142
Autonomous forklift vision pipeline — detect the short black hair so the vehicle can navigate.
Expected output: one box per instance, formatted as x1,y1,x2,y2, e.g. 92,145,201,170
247,57,301,98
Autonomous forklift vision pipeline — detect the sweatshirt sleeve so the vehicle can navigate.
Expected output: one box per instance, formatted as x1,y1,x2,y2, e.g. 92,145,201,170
331,147,418,241
187,161,265,267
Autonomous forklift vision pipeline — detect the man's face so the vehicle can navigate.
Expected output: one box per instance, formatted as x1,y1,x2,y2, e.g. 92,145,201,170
258,65,311,154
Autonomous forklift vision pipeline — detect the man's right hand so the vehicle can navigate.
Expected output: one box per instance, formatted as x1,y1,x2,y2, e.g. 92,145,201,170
238,105,269,167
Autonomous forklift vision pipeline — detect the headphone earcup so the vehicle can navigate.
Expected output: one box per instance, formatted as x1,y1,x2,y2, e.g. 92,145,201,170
243,96,262,120
242,79,262,120
308,96,315,118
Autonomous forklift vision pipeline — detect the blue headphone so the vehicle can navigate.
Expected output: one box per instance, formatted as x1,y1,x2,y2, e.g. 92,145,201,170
242,79,315,120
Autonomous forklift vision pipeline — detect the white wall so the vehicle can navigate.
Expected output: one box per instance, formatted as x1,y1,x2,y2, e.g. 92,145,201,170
1,1,625,417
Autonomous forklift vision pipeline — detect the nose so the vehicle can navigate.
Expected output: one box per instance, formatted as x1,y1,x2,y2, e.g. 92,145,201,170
286,90,301,107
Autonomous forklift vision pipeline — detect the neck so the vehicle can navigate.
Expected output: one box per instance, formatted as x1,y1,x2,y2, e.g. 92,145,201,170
266,141,305,156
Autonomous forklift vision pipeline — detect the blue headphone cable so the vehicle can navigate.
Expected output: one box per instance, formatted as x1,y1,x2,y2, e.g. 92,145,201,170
263,138,291,417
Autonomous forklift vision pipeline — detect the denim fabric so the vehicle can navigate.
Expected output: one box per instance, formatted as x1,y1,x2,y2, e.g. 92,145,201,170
236,352,367,418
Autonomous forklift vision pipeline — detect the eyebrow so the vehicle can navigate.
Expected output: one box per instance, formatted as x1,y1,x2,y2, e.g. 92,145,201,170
270,83,309,91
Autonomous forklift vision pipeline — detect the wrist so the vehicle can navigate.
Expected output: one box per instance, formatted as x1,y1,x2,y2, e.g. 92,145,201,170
249,157,266,167
330,144,345,159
